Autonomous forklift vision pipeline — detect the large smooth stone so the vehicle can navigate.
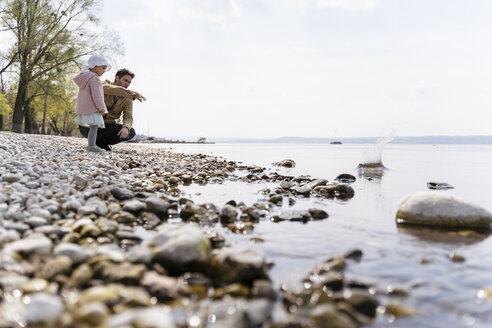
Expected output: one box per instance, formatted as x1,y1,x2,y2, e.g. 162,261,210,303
396,192,492,228
150,224,211,274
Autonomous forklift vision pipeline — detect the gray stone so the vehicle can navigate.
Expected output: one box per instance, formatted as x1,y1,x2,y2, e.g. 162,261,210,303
26,216,48,227
145,197,171,218
150,224,211,274
3,220,30,233
127,245,153,264
272,159,296,168
78,198,108,216
28,208,51,219
54,243,91,264
220,204,237,223
111,187,134,200
271,210,312,223
2,173,23,183
4,234,52,256
26,181,41,189
396,191,492,228
122,199,146,213
211,247,270,284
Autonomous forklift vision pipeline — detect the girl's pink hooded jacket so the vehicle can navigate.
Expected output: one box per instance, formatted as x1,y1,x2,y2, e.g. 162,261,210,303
73,71,108,115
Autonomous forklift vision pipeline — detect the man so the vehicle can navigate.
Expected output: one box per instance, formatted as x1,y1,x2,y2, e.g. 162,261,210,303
78,68,146,150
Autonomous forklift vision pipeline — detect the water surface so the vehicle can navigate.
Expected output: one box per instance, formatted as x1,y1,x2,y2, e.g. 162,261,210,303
139,143,492,327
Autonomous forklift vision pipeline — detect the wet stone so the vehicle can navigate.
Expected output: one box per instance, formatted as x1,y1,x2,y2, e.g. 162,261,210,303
220,204,237,224
427,182,454,190
308,208,329,220
211,247,270,285
145,197,171,218
271,210,312,223
150,224,212,275
335,174,356,183
292,185,312,196
269,194,284,205
396,191,492,228
280,180,294,189
272,159,296,168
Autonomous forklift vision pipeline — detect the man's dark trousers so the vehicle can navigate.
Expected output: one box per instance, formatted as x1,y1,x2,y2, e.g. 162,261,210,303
79,124,136,151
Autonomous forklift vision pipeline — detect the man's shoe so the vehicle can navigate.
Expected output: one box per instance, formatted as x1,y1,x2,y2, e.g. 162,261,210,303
86,146,105,152
97,142,111,151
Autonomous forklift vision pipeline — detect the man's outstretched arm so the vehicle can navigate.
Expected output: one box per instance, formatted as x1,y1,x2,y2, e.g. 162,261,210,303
102,80,136,98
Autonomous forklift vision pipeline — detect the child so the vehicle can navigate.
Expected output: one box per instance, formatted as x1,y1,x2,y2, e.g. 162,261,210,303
73,54,110,152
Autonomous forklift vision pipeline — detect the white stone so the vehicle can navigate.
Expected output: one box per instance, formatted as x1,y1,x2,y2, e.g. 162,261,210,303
396,191,492,228
25,293,63,324
105,307,176,328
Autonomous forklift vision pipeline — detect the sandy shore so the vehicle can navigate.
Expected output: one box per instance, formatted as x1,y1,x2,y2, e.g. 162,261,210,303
0,132,380,327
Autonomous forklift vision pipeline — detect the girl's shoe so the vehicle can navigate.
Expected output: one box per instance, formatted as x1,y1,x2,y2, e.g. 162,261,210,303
86,146,105,152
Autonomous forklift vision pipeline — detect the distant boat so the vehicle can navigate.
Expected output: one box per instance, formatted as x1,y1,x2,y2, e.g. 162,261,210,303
330,129,342,144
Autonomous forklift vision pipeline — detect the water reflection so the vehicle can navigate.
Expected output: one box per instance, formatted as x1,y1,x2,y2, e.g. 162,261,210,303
358,166,386,181
397,225,491,245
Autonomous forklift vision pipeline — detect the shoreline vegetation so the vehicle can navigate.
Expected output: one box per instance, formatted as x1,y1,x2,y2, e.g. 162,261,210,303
0,132,384,327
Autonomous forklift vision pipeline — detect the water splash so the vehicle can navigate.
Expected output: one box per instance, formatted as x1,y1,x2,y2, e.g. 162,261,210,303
358,130,397,168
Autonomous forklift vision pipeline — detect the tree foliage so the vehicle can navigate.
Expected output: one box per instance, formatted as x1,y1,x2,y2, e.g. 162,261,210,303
0,0,123,133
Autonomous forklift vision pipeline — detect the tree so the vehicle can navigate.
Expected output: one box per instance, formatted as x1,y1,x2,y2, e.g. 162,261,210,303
0,0,123,132
0,93,11,130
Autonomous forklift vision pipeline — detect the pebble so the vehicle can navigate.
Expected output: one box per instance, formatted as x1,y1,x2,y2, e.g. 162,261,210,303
25,293,63,324
150,224,211,274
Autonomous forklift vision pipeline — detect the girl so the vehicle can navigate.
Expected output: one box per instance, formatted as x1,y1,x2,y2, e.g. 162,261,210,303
73,54,110,152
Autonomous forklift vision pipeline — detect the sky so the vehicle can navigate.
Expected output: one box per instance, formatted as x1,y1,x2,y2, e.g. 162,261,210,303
101,0,492,140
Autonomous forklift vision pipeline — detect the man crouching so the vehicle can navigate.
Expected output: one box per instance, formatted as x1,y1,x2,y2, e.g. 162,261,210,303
79,68,146,151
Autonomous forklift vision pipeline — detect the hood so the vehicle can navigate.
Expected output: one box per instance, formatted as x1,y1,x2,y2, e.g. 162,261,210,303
73,71,98,88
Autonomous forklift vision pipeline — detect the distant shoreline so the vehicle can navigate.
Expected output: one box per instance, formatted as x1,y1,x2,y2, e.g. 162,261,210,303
207,135,492,145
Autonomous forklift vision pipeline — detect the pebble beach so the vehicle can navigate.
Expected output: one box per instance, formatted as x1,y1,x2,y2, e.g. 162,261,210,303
1,132,492,328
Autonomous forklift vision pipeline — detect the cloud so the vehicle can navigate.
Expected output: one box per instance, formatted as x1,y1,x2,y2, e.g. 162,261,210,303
178,0,241,22
292,0,382,11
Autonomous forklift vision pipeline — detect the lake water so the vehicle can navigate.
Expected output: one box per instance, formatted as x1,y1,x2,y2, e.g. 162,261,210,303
139,142,492,327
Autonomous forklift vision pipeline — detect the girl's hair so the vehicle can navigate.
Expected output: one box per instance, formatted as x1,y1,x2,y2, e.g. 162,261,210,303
115,68,135,79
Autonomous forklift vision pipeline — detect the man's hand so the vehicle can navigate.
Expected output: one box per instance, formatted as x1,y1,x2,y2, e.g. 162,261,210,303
133,92,147,102
118,126,130,139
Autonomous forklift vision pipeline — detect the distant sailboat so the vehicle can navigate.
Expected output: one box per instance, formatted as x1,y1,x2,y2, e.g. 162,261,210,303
330,129,342,144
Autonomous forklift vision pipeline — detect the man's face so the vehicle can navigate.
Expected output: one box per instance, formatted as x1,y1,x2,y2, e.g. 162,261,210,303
115,74,133,88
